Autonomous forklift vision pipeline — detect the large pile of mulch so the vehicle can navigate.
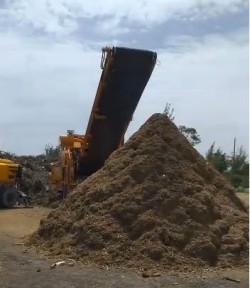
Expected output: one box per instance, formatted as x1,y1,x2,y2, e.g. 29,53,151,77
28,114,249,271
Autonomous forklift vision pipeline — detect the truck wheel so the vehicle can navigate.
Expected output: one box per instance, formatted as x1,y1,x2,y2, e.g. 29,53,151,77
0,186,18,208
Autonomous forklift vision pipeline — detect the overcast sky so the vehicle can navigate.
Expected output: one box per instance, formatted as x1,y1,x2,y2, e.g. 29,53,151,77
0,0,248,156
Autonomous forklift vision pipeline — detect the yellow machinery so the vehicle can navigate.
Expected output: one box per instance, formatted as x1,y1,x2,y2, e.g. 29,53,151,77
51,46,157,198
0,158,22,208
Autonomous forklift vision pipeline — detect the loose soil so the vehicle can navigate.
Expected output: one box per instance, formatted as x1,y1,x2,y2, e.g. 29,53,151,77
28,114,249,272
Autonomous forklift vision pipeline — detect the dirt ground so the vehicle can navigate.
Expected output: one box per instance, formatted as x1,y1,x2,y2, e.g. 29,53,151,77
0,194,248,288
238,193,249,208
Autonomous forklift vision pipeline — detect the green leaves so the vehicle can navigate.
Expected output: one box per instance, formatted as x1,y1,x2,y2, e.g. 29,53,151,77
162,102,201,147
178,125,201,147
206,142,229,173
206,143,249,189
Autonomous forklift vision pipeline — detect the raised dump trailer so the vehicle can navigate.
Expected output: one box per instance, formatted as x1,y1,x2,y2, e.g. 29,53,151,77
51,46,157,196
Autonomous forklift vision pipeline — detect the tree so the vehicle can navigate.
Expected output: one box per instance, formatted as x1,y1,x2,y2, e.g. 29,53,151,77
162,102,201,146
230,146,248,174
206,142,229,173
44,144,60,161
228,146,249,188
206,143,249,189
179,125,201,147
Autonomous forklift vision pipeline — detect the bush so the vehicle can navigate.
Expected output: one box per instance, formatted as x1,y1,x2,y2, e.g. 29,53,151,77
44,144,60,162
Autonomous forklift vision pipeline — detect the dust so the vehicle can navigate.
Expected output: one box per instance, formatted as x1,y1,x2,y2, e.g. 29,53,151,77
28,114,249,271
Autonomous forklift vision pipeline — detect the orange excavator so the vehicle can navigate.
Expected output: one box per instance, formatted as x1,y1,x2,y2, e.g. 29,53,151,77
51,46,157,198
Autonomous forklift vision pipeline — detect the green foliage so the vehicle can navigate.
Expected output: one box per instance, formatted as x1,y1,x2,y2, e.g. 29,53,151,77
224,173,249,189
206,142,229,173
230,146,248,174
228,146,249,188
44,144,60,161
206,143,249,189
162,102,201,147
179,125,201,147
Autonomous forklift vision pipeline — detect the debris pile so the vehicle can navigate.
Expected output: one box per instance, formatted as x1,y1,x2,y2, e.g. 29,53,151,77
0,151,60,208
28,114,248,271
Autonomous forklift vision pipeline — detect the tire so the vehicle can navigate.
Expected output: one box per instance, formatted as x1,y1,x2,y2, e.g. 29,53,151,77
0,185,18,208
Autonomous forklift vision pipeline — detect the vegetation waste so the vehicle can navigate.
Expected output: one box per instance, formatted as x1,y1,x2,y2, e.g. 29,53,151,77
0,152,60,208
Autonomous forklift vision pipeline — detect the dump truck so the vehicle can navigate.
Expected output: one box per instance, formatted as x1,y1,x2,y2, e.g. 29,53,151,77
51,46,157,198
0,158,22,208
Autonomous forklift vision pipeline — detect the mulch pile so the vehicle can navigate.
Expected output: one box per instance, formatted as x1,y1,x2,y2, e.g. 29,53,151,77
28,114,249,272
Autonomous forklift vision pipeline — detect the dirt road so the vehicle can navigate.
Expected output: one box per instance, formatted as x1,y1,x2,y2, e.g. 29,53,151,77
0,203,248,288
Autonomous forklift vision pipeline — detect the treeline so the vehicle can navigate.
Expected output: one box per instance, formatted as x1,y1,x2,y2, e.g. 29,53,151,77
206,143,249,190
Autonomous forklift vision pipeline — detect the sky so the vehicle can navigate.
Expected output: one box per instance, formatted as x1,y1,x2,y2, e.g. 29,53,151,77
0,0,249,156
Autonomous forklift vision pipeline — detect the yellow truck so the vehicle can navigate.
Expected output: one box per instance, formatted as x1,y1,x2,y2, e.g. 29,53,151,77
0,158,22,208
